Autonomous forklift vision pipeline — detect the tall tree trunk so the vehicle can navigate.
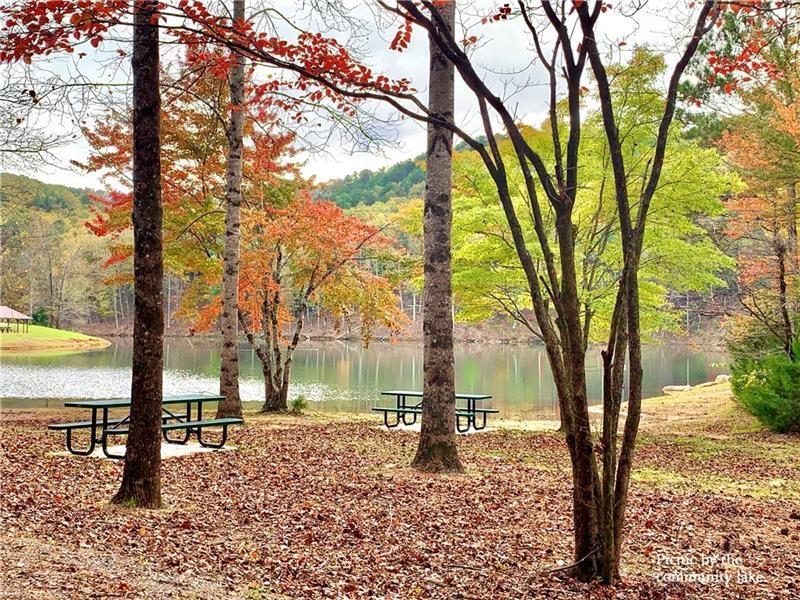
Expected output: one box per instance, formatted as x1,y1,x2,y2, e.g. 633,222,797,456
112,0,163,509
411,0,462,473
261,362,283,412
554,209,601,581
788,182,798,274
217,0,246,419
777,243,795,358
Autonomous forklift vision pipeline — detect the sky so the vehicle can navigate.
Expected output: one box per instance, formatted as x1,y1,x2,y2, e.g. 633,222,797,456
2,1,696,191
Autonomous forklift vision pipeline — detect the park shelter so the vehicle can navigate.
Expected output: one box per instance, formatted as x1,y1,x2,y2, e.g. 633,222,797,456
0,306,32,333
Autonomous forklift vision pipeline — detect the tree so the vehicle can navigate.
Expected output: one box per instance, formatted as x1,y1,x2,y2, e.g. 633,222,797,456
82,64,298,328
688,5,800,359
111,0,164,509
348,1,720,581
446,51,737,352
411,0,462,473
198,194,402,411
721,79,800,359
725,192,799,358
721,74,799,360
218,0,247,419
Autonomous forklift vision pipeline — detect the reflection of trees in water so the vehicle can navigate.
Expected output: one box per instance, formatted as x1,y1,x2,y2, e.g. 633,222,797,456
1,340,729,418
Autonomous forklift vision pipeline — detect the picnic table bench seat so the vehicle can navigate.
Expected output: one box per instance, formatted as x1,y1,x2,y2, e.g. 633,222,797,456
373,390,498,432
49,393,242,459
102,417,243,458
48,412,187,431
108,417,243,439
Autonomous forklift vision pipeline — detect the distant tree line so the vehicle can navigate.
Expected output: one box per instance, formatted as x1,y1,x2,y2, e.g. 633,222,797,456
317,158,424,208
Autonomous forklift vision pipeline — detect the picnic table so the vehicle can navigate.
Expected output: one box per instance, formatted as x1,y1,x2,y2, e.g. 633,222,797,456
372,390,498,433
48,393,243,459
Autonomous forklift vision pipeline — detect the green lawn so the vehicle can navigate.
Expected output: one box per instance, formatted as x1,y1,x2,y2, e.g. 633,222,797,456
0,324,110,352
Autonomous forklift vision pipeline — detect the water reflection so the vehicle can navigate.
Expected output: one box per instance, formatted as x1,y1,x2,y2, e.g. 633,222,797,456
0,340,728,419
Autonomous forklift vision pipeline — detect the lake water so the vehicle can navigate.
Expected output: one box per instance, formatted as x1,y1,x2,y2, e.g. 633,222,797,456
0,340,728,419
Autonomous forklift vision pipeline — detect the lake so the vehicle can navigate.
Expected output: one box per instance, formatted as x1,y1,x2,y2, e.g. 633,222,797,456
0,340,729,419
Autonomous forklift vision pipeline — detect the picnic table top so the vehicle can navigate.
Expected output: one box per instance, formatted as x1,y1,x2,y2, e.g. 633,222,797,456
64,393,225,409
380,390,492,400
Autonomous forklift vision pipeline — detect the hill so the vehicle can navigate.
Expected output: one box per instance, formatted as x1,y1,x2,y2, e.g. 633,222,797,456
0,172,92,215
317,138,491,208
316,159,424,208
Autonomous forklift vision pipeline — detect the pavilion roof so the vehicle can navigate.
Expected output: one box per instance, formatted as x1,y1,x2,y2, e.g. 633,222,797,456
0,306,32,320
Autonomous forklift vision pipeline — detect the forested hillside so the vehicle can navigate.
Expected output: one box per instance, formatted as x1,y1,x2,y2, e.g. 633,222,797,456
317,159,424,207
0,173,113,328
0,173,92,214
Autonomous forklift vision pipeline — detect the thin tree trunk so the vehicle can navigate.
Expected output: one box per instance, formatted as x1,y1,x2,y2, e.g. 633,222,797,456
411,0,462,473
113,286,119,330
788,183,798,274
166,275,171,330
777,244,794,358
554,207,601,582
112,0,163,509
217,0,246,419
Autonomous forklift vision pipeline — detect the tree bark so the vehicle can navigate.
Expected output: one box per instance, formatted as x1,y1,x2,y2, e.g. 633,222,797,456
261,362,283,412
411,0,462,473
777,243,795,358
788,182,798,274
217,0,246,419
111,0,163,509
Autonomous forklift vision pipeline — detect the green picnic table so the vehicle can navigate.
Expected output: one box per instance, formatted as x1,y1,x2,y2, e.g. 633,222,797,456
372,390,498,432
49,393,242,459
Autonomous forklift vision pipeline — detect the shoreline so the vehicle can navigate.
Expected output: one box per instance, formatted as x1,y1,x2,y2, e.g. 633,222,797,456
69,329,729,351
0,325,111,353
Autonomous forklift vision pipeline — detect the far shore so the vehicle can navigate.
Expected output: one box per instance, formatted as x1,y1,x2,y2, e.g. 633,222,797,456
0,325,111,353
71,326,728,350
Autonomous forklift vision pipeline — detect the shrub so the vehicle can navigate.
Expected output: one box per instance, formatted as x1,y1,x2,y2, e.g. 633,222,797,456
731,346,800,433
31,306,49,326
290,394,309,414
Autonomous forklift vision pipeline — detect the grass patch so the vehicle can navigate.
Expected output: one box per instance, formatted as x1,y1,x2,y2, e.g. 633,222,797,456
0,325,110,352
640,383,764,436
633,466,800,500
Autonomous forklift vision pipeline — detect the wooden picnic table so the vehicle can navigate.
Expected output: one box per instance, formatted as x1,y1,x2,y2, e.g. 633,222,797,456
373,390,498,433
50,393,242,459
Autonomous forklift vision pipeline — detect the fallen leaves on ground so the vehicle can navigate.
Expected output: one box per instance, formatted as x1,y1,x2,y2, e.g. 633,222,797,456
1,409,798,599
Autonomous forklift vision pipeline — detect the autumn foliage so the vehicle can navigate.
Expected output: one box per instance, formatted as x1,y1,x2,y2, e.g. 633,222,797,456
81,64,296,278
192,193,403,412
718,58,799,358
0,0,414,122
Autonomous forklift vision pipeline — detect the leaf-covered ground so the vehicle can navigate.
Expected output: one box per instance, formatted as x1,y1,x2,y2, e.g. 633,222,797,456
1,387,798,599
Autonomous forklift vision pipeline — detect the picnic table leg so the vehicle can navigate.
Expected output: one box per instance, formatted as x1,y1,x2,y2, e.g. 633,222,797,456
191,400,204,442
65,408,98,456
163,401,192,445
469,398,477,431
456,413,470,433
383,410,400,428
197,424,229,449
480,410,488,430
472,409,489,431
101,407,126,459
400,394,417,426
